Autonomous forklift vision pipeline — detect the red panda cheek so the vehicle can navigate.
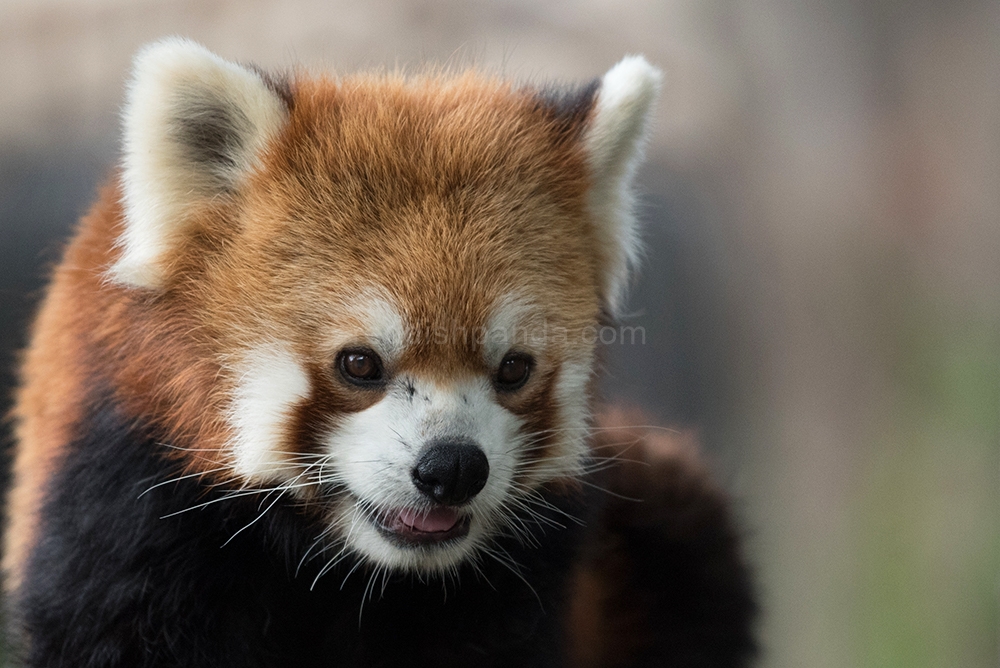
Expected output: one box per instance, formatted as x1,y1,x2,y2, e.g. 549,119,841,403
224,343,387,482
281,362,387,457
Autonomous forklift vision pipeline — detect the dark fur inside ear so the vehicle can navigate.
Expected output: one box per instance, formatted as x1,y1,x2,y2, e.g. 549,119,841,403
171,90,251,186
532,79,600,140
171,69,294,187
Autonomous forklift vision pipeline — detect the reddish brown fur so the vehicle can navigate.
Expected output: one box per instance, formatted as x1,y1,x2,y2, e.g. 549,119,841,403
6,70,603,589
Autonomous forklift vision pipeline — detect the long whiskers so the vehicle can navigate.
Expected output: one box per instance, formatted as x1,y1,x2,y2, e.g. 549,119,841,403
219,459,330,547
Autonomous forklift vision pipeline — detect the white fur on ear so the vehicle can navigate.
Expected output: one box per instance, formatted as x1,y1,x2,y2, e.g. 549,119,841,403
112,38,288,289
584,56,662,317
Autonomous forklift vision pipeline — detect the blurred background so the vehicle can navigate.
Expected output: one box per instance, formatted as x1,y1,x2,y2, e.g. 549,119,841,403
1,0,997,665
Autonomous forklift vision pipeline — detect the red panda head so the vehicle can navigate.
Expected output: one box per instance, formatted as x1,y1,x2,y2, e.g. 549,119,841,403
109,39,660,573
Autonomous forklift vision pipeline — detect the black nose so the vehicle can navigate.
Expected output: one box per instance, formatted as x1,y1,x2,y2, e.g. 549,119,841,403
412,440,490,505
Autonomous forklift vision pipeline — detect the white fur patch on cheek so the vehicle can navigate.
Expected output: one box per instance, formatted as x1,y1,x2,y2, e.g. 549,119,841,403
227,345,310,481
540,358,594,482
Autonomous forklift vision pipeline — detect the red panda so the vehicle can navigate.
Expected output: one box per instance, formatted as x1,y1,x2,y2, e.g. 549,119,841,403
4,39,756,667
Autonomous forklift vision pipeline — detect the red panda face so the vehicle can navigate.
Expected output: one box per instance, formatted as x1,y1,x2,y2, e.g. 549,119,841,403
106,40,660,574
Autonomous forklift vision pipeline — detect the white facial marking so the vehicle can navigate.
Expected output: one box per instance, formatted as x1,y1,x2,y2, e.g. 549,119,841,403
324,376,522,572
485,292,593,485
326,290,408,365
319,290,599,573
537,358,593,484
483,292,544,367
227,344,310,481
357,292,407,362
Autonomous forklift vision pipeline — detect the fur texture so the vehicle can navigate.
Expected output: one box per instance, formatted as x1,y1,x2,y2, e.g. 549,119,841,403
5,39,755,667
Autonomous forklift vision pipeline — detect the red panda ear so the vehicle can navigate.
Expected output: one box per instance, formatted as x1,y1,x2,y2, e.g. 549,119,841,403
584,56,662,318
111,38,290,289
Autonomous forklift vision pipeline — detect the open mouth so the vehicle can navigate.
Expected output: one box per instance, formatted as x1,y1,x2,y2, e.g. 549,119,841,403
374,506,471,546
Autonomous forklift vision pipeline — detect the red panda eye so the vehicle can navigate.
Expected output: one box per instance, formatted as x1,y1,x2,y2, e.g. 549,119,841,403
495,354,531,391
339,349,385,385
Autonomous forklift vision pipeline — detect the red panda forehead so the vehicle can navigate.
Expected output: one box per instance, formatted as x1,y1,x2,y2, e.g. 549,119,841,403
247,71,597,251
227,71,603,362
271,71,594,181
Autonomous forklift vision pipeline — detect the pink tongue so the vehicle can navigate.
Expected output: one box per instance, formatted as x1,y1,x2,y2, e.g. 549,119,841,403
399,507,459,533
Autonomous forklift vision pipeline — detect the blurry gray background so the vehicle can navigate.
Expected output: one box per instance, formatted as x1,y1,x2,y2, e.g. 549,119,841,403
1,1,998,666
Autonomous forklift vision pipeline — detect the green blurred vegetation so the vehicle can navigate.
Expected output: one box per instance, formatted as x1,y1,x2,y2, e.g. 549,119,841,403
854,285,999,666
